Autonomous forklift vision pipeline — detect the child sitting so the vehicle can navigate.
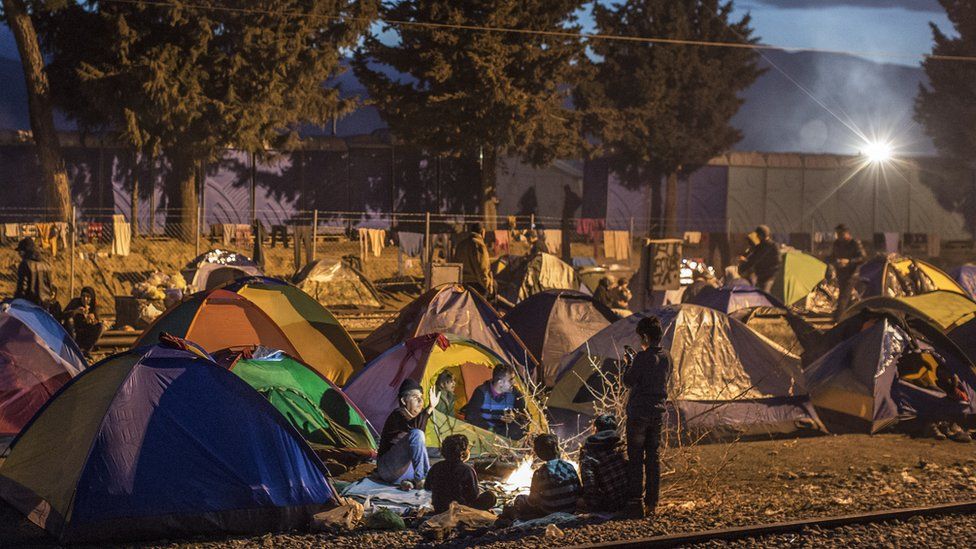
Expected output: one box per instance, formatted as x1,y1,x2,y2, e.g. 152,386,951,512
425,434,497,514
578,414,629,513
507,433,581,519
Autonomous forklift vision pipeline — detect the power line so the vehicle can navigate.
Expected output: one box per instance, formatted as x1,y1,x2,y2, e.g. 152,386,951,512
100,0,976,64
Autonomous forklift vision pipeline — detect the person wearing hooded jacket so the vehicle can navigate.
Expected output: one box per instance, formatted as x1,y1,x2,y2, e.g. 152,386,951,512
578,414,629,513
14,237,55,308
453,223,493,296
62,286,104,355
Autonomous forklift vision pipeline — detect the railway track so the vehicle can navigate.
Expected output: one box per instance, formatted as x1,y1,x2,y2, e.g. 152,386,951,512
569,500,976,548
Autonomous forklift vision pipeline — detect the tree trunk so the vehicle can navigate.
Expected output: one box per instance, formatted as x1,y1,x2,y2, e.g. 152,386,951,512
130,150,139,238
648,171,663,238
663,170,680,238
480,146,498,230
3,0,71,222
163,150,198,242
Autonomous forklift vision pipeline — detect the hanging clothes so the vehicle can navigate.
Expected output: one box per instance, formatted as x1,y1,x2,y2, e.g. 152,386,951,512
493,230,510,255
927,234,941,258
604,230,631,260
398,232,424,257
358,228,386,258
112,214,131,256
543,229,562,256
683,231,702,245
35,223,59,257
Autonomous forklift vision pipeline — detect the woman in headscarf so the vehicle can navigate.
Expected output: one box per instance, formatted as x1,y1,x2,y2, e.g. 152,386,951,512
62,286,104,357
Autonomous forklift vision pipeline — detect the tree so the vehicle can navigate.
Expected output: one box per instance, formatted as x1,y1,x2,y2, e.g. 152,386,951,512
576,0,762,236
352,0,585,221
916,1,976,162
39,0,377,238
1,0,71,222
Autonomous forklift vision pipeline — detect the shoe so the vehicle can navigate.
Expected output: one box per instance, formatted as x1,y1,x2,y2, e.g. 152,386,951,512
412,477,425,490
925,422,947,440
947,423,971,443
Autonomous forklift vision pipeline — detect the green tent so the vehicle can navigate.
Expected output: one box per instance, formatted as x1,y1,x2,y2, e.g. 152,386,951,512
772,250,828,308
217,349,377,453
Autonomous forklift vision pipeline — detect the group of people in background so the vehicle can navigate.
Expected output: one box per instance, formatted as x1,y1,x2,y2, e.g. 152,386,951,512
372,315,671,520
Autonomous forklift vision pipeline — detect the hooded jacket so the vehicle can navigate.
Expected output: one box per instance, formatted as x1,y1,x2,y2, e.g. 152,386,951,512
15,249,54,306
453,231,492,290
578,430,629,511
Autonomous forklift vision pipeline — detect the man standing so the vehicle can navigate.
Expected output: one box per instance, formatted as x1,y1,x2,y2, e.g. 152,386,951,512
623,315,672,517
453,223,493,296
827,223,866,320
462,363,528,440
738,225,780,293
14,237,54,308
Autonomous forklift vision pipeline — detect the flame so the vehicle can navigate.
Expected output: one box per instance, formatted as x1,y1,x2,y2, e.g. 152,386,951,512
502,458,580,493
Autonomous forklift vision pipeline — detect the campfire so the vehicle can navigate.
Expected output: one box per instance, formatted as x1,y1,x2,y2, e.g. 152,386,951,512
501,457,580,494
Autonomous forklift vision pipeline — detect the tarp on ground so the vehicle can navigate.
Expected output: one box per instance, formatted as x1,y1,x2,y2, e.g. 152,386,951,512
293,259,384,310
549,304,824,441
359,284,538,378
181,249,263,292
504,290,618,387
344,334,547,456
494,253,584,304
771,250,828,308
0,343,335,543
952,265,976,301
0,305,86,436
136,277,363,384
805,314,976,433
858,255,966,299
214,347,377,453
687,285,783,315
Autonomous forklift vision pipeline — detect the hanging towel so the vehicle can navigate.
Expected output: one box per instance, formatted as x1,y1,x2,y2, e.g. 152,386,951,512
35,223,59,257
221,224,233,245
398,232,424,257
370,229,386,257
543,229,562,256
112,214,131,256
494,230,510,255
884,232,900,254
614,230,631,261
604,230,618,259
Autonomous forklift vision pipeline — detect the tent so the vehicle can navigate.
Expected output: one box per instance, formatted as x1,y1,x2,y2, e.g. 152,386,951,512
494,253,585,304
805,312,976,433
359,284,538,377
1,299,86,368
181,249,263,292
952,265,976,300
344,334,547,456
214,347,377,457
504,290,619,387
687,285,783,315
137,277,363,384
730,306,819,356
293,259,384,310
858,254,966,299
0,303,86,437
0,343,336,543
841,291,976,367
771,250,829,309
549,304,823,441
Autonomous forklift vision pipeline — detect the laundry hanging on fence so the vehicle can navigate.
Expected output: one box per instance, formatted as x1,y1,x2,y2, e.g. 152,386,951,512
35,223,60,257
543,229,563,256
398,232,424,257
112,214,131,257
493,230,510,255
928,234,941,258
359,228,386,258
604,230,631,260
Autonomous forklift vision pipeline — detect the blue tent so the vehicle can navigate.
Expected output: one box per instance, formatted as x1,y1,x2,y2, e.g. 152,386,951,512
1,299,86,368
952,265,976,300
0,342,336,543
688,285,783,314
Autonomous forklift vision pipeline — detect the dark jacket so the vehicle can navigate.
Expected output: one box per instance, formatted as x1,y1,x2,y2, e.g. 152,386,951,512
739,239,780,282
454,232,492,290
461,382,526,438
578,430,629,511
15,250,54,306
425,459,482,514
623,346,673,418
828,238,866,279
528,459,581,515
377,407,430,457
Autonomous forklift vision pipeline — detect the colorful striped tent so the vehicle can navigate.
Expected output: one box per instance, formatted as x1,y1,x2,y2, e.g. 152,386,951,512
136,277,363,384
345,334,547,456
0,342,335,543
214,347,377,456
0,301,86,436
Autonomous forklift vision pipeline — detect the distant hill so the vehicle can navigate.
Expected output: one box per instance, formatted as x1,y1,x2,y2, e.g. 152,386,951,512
0,50,933,155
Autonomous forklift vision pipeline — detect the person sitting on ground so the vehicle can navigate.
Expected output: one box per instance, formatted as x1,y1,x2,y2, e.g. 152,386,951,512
592,277,614,309
623,315,673,517
609,277,632,309
578,414,629,513
462,363,528,440
376,378,441,490
425,434,497,514
506,433,581,520
14,237,55,309
434,370,457,417
62,286,104,356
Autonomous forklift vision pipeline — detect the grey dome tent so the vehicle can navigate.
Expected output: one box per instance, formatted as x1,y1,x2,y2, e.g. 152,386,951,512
293,259,384,310
182,249,263,292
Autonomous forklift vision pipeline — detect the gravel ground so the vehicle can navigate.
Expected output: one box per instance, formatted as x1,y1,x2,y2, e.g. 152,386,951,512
5,433,976,548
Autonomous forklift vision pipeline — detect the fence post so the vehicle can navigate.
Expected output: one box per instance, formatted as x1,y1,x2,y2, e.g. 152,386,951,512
424,211,431,290
69,205,76,300
530,213,535,230
311,209,318,262
629,216,635,268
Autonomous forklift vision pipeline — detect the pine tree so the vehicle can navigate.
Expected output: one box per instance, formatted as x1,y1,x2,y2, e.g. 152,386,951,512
916,0,976,162
39,0,377,238
352,0,585,220
576,0,762,236
1,0,71,222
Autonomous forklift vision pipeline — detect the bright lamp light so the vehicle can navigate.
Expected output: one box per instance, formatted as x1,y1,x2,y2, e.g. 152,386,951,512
864,141,893,163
